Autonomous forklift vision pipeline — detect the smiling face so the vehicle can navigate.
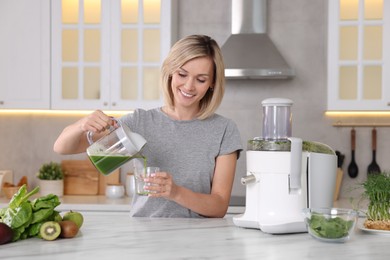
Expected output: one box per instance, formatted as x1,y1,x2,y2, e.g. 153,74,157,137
170,56,215,112
161,35,225,120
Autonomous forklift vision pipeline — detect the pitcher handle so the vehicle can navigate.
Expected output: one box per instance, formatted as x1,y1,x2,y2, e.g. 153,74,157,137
86,117,119,145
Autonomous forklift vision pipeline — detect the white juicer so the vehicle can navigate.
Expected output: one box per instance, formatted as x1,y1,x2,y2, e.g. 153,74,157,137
233,98,337,234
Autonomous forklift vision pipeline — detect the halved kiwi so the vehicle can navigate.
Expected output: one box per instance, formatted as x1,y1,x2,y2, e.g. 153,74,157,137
40,221,61,241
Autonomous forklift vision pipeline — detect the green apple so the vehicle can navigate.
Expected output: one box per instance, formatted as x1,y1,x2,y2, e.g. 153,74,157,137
63,210,84,229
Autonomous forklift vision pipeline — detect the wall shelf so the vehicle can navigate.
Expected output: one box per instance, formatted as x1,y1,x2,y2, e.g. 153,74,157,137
326,111,390,128
333,122,390,127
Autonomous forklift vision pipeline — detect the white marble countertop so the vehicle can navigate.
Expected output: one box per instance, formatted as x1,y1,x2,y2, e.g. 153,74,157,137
1,211,389,260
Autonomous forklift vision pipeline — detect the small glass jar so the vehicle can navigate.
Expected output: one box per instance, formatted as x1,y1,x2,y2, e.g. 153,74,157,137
105,184,125,199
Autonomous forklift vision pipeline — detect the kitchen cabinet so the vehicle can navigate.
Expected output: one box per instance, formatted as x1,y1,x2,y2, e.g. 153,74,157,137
0,0,50,109
327,0,390,110
51,0,176,110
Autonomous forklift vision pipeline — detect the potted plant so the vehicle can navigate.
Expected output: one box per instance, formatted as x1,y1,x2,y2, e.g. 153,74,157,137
361,172,390,231
37,162,64,197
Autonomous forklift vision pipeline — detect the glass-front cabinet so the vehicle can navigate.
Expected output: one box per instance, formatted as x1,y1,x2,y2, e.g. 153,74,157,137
328,0,390,110
52,0,176,110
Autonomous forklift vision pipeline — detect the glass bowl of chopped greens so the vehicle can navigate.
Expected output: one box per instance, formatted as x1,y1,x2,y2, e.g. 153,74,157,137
302,208,358,243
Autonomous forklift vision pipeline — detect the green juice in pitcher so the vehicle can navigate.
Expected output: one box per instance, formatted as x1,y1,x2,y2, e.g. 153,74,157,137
89,155,131,175
89,154,147,176
86,120,148,175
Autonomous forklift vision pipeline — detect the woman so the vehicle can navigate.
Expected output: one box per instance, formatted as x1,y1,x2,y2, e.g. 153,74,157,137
53,35,242,218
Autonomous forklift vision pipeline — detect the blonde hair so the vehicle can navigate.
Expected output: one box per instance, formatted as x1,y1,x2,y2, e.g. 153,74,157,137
161,35,225,120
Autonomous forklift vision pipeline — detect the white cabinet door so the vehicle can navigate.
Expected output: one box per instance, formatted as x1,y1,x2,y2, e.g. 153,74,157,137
327,0,390,111
0,0,50,109
51,0,175,111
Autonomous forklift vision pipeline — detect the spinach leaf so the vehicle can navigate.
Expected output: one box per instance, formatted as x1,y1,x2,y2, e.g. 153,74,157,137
32,194,60,211
3,196,33,229
12,217,32,241
31,208,54,224
27,222,42,237
30,194,60,224
8,186,39,209
309,213,353,239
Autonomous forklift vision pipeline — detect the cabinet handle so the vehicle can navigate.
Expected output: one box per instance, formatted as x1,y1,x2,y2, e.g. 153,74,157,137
387,102,390,106
0,101,4,105
112,102,116,106
103,102,108,106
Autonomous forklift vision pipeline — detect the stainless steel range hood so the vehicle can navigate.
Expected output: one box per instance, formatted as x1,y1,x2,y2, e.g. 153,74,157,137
221,0,295,79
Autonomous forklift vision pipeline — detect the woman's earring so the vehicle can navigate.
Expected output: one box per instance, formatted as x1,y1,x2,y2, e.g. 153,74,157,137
209,87,214,92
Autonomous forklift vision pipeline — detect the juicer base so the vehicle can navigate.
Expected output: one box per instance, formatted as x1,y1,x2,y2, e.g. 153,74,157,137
232,214,260,229
233,213,307,234
259,221,306,234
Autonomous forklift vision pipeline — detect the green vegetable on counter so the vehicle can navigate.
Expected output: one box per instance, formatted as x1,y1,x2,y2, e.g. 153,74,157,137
308,213,354,239
0,184,61,242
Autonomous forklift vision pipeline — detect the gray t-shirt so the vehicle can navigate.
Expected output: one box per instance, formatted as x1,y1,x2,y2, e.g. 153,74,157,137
120,108,243,218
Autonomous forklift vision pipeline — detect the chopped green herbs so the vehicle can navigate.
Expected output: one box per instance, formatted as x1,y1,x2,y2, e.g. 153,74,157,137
308,213,354,239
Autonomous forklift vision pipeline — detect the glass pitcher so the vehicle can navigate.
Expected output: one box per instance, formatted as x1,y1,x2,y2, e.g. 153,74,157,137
86,119,147,175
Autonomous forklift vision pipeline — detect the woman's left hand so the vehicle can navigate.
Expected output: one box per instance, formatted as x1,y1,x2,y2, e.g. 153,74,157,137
144,171,177,199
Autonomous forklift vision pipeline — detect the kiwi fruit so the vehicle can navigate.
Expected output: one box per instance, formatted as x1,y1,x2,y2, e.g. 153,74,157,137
59,220,79,238
40,221,61,241
0,223,13,245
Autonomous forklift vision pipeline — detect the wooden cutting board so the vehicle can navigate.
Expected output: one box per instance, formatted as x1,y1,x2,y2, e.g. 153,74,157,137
62,160,99,195
62,160,120,195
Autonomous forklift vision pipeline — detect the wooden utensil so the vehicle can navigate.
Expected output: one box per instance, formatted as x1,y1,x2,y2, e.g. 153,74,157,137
367,128,381,175
347,129,359,178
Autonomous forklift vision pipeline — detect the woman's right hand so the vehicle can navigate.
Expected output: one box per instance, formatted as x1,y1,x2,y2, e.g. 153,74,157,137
53,110,114,154
79,110,114,134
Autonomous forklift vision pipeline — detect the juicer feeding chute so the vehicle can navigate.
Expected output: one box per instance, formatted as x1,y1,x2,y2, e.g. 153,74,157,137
233,98,337,234
262,98,292,140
